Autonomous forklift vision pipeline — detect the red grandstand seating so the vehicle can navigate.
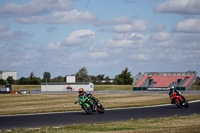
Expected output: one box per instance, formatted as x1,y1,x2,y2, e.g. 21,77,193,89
152,76,185,87
135,76,148,87
135,75,194,88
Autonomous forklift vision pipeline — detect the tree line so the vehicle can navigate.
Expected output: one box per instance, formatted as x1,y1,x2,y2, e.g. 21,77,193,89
1,67,133,85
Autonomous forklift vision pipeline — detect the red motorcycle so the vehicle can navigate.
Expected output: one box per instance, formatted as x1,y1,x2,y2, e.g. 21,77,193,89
170,91,189,108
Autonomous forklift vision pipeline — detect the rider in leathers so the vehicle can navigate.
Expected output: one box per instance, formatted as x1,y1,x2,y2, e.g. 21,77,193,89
169,86,185,104
78,88,97,111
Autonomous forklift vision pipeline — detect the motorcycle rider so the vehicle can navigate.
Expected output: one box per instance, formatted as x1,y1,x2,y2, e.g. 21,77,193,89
77,88,97,111
169,86,185,104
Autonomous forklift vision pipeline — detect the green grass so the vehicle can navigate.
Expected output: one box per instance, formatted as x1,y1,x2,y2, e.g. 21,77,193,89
94,85,133,91
1,114,200,133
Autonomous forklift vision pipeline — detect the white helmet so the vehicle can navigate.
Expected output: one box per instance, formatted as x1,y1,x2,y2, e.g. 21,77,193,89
170,86,174,90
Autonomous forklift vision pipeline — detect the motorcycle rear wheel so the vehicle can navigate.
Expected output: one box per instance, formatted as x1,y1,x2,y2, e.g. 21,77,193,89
175,99,182,108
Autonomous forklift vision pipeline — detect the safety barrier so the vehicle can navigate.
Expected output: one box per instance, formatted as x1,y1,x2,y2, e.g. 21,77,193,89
133,87,185,91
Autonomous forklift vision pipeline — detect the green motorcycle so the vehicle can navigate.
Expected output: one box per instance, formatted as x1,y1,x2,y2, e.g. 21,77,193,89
75,95,105,114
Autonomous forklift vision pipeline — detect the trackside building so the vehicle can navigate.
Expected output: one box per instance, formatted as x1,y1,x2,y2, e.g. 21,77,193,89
0,70,17,80
41,76,94,92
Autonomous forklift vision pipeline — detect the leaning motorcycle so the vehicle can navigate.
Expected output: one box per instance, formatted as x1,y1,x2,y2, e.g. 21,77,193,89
170,91,189,108
75,95,105,114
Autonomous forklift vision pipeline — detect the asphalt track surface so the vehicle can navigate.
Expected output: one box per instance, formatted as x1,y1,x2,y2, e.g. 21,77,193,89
0,100,200,130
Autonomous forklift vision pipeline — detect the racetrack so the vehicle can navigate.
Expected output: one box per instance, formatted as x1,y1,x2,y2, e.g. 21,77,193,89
0,100,200,130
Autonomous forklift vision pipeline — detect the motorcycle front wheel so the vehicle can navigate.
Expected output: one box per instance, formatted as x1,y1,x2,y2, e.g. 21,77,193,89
97,103,105,114
83,104,93,114
184,101,189,108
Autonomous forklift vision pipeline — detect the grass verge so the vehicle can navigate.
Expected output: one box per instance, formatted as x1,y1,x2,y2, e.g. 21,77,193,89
1,114,200,133
94,85,133,91
12,85,133,92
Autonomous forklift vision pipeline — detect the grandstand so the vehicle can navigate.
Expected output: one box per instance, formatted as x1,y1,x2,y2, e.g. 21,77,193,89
133,72,196,91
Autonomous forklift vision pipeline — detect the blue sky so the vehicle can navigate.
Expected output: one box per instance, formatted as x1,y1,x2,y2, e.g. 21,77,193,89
0,0,200,79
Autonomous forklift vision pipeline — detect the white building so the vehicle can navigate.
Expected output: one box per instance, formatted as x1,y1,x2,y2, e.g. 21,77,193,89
41,82,94,92
0,70,17,80
41,76,94,92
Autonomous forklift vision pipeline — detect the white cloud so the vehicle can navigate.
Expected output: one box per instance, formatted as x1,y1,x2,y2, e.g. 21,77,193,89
0,0,72,17
101,38,133,48
112,34,126,41
155,0,200,15
100,16,132,25
131,20,151,32
49,10,97,24
41,29,95,52
151,23,166,32
174,18,200,33
150,32,172,42
0,0,97,24
113,24,133,33
128,33,147,42
101,17,151,33
15,10,97,24
45,42,61,51
89,52,108,59
131,54,149,61
98,16,151,33
0,24,25,40
15,16,44,24
100,32,147,48
65,29,95,45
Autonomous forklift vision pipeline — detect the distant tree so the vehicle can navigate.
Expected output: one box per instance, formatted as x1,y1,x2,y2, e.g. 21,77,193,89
76,67,92,82
28,71,34,84
42,72,51,83
96,74,104,81
63,75,67,82
52,76,64,82
0,79,6,85
90,75,97,84
115,67,133,85
28,71,41,84
115,76,123,85
32,77,41,84
6,76,15,84
57,76,64,82
105,76,110,82
18,77,28,85
194,76,200,85
133,72,143,85
186,70,196,73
